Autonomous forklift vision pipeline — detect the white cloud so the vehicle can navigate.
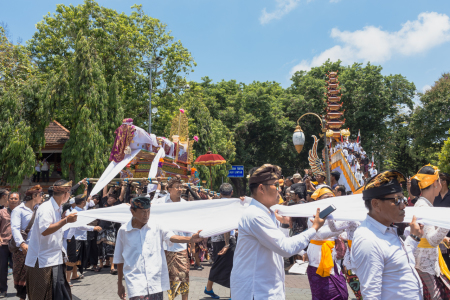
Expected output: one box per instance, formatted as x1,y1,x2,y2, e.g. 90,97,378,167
259,0,301,25
422,84,432,93
291,12,450,73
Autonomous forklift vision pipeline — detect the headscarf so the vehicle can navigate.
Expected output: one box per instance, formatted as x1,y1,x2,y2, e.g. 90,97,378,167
248,164,282,185
311,186,335,200
131,196,151,209
411,164,439,190
362,170,405,200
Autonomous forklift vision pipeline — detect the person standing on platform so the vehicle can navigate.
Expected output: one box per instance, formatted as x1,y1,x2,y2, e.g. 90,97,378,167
25,180,78,300
434,172,450,268
230,164,325,300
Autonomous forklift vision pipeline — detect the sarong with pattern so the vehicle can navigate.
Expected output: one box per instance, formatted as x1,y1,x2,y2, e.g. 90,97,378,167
343,266,362,300
165,250,190,300
307,264,348,300
12,250,27,299
129,292,163,300
417,269,450,300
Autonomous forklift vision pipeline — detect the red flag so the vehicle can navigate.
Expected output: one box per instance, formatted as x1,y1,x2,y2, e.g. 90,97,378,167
371,153,374,168
357,129,360,144
341,132,343,143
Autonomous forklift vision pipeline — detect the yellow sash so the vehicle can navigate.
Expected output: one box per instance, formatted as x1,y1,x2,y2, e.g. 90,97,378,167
418,238,450,281
348,240,352,249
310,240,335,277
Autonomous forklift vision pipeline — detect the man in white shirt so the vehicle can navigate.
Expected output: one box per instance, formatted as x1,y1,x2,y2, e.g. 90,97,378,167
152,176,194,300
114,196,202,300
369,165,378,177
230,164,325,300
41,159,49,182
25,180,78,300
351,170,424,299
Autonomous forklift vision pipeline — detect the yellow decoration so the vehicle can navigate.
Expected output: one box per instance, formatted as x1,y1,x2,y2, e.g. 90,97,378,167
418,238,450,281
412,164,439,189
311,187,334,200
310,240,335,277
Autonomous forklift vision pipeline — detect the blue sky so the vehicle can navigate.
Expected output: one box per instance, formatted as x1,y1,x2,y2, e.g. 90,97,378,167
1,0,450,93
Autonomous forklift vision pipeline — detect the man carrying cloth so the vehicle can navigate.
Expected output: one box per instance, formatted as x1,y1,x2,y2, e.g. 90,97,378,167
351,170,424,299
114,197,203,300
230,164,326,299
25,180,78,300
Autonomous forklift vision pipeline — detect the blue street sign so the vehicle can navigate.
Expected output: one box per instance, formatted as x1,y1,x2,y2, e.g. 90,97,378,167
227,165,244,178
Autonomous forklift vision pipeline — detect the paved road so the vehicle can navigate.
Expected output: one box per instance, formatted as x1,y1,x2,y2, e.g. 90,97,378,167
6,263,357,299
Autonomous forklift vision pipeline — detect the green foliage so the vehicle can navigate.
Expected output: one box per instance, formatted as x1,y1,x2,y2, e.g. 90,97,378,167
61,32,122,182
438,129,450,174
27,0,195,130
410,73,450,164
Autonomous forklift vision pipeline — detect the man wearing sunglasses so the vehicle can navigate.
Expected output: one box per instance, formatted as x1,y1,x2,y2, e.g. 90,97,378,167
230,164,325,300
351,170,424,299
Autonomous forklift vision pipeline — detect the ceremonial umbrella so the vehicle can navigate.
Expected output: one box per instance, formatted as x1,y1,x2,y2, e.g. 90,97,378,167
194,151,226,190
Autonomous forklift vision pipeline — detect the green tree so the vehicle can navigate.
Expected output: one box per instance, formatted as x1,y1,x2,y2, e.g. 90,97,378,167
27,0,195,129
61,32,122,181
410,73,450,164
438,129,450,174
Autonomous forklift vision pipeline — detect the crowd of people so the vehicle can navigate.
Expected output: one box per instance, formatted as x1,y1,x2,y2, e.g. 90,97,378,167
330,139,378,187
0,162,449,300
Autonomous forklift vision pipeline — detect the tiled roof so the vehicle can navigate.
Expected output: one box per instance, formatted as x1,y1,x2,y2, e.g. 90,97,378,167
44,120,70,145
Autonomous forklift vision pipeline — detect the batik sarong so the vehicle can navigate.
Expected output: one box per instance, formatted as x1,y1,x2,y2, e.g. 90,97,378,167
97,228,116,259
26,259,72,300
165,250,190,300
417,269,450,300
130,292,163,300
343,266,362,300
12,250,27,299
307,264,348,300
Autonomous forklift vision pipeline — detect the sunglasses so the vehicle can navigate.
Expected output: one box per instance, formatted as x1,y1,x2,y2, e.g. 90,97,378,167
379,196,408,206
262,183,280,191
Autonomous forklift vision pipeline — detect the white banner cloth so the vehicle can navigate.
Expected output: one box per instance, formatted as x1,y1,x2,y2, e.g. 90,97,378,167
90,149,141,196
63,195,450,238
147,148,166,194
62,198,246,238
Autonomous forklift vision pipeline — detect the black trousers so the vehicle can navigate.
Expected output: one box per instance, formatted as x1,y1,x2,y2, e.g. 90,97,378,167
86,235,98,266
0,245,11,293
33,172,40,182
41,170,49,182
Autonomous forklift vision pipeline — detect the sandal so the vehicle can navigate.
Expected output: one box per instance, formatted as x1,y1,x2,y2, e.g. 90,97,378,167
68,281,73,287
93,266,102,272
110,269,118,275
72,274,84,280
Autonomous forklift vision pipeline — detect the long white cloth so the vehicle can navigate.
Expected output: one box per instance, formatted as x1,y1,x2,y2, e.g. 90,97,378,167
147,148,165,194
90,149,141,196
62,198,246,238
62,195,450,239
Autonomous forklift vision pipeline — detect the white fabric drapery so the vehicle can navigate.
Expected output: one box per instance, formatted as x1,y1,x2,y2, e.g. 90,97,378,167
62,194,450,239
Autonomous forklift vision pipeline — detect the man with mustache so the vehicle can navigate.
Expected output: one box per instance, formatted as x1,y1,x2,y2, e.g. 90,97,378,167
351,170,425,299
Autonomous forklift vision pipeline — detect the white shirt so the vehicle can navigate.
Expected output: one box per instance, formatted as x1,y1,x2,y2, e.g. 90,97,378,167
369,168,378,177
113,219,175,298
68,206,94,241
230,199,316,300
41,162,49,171
414,197,449,276
25,197,64,268
35,164,40,172
351,214,422,300
152,193,192,252
11,202,34,248
306,220,343,275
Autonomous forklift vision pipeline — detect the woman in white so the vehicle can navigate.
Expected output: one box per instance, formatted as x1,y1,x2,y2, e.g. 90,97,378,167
10,186,42,300
411,164,450,299
306,186,348,300
328,219,361,299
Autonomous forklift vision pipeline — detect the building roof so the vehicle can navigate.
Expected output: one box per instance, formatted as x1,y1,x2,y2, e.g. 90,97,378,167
44,120,70,146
